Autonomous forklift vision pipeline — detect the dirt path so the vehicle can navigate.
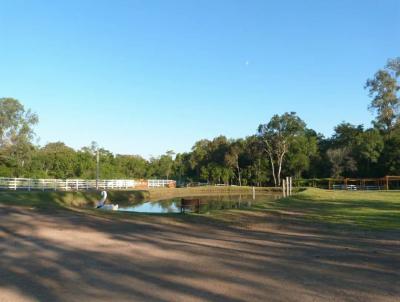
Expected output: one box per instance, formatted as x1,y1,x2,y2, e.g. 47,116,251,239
0,205,399,302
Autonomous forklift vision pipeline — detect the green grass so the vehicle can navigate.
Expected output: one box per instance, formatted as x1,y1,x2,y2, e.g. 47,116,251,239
147,186,280,200
0,186,276,210
1,187,399,231
257,188,400,230
0,190,149,210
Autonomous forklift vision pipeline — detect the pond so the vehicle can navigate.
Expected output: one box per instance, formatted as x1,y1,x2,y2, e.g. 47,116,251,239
116,194,281,214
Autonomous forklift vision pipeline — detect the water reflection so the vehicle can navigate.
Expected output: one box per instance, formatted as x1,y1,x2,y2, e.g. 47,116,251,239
118,194,280,214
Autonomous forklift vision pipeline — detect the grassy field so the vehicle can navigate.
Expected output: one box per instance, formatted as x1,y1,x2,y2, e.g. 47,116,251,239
0,187,399,230
253,188,400,230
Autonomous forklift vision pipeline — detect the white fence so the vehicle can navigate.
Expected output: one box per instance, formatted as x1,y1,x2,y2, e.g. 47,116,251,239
0,178,175,191
148,179,174,188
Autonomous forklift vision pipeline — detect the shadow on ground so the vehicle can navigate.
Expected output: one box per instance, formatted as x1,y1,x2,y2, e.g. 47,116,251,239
0,205,399,302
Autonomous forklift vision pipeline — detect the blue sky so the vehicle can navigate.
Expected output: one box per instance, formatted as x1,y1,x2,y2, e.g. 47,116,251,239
1,0,399,157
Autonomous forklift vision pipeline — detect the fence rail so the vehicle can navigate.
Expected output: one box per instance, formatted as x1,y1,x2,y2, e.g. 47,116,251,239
148,179,174,188
0,178,176,191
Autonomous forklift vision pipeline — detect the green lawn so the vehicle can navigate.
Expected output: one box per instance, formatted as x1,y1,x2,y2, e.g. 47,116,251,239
1,188,399,230
258,188,400,230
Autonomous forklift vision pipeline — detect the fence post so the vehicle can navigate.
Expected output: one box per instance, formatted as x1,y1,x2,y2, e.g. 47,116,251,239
14,178,17,190
54,179,57,191
28,178,31,191
282,179,286,197
286,177,289,195
65,180,68,191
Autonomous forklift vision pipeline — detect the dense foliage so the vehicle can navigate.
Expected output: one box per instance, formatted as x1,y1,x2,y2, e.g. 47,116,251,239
1,58,399,185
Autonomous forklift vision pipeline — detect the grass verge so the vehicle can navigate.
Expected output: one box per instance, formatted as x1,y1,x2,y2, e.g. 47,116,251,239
254,188,400,230
1,187,399,231
0,190,149,210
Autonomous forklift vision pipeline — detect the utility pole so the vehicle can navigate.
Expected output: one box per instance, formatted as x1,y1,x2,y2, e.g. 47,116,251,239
96,149,99,190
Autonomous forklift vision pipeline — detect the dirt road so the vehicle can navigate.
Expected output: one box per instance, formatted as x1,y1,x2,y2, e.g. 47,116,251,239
0,205,399,301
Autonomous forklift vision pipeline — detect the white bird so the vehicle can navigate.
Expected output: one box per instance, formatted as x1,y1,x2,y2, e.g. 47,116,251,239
101,204,119,211
96,191,119,210
96,191,107,208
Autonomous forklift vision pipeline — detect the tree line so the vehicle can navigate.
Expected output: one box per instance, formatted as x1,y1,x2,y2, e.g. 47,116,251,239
1,58,399,186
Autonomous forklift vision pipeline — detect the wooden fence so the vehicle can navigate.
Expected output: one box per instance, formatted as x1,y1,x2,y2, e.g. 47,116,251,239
296,176,400,190
0,178,176,191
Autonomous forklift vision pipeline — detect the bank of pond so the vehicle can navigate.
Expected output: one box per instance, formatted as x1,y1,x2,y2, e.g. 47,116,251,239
116,194,281,214
0,187,282,213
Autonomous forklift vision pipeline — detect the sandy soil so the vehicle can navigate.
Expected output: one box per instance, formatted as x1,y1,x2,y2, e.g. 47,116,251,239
0,205,399,302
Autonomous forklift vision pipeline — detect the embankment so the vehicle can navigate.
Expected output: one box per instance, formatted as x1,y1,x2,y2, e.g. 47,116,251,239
0,186,280,209
147,186,280,200
0,190,149,209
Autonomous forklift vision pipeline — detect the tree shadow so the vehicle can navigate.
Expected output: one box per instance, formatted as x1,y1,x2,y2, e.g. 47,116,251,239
0,205,399,301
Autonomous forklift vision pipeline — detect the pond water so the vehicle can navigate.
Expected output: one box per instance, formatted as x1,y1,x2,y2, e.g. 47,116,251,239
117,194,281,214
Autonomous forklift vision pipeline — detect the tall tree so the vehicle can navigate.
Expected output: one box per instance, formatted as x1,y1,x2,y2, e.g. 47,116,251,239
326,147,357,178
332,123,364,147
258,112,306,186
40,142,77,178
286,129,318,179
354,128,384,176
365,58,400,132
225,139,244,186
0,98,38,177
243,135,266,186
0,98,38,146
158,150,175,179
378,126,400,175
386,57,400,77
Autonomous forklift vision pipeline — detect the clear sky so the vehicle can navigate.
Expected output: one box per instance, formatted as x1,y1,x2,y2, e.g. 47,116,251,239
1,0,399,157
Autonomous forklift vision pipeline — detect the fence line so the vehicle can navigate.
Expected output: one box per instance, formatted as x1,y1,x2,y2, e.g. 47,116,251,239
296,176,400,190
148,179,174,188
0,178,176,191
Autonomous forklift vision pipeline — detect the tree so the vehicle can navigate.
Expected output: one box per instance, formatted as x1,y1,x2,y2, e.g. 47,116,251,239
332,123,364,147
115,154,148,179
173,152,191,184
225,139,244,186
4,68,400,183
378,127,400,175
243,135,266,186
40,142,77,178
326,147,357,178
386,57,400,77
286,129,318,179
75,148,96,178
354,128,384,176
365,58,400,132
258,112,306,186
0,98,38,146
0,98,38,177
158,150,175,179
189,139,210,178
